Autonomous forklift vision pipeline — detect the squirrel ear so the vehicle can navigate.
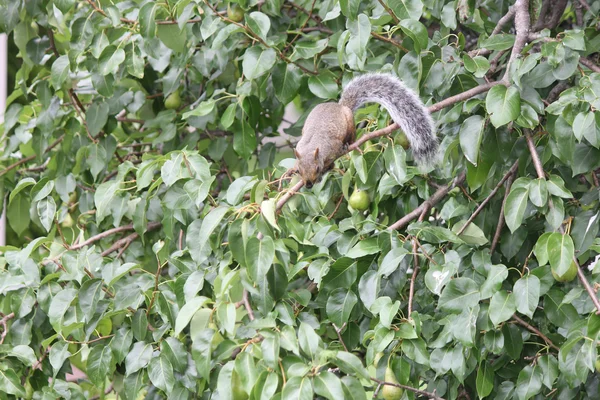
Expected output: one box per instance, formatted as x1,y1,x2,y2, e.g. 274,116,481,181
314,148,319,160
294,149,300,159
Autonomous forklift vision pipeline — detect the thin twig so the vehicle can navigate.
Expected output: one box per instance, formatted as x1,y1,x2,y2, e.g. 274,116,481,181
490,169,516,254
333,323,348,351
0,135,65,177
376,0,400,24
512,315,559,351
370,378,445,400
388,172,467,231
70,222,159,251
0,313,15,344
456,161,519,235
242,289,255,321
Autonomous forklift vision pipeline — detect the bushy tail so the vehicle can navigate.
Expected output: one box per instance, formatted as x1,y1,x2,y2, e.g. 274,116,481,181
339,73,437,166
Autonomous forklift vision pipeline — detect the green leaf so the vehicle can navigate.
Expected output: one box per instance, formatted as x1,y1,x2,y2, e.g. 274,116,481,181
98,45,126,76
174,296,209,335
49,340,71,375
273,63,302,105
489,290,516,325
384,145,408,185
339,0,361,19
246,236,275,282
282,376,313,400
48,288,77,333
79,279,104,322
86,102,109,136
386,0,423,21
486,85,521,128
481,34,516,50
346,238,380,258
513,275,540,318
187,206,229,265
334,351,371,380
504,187,529,232
378,247,408,278
7,193,30,236
148,354,175,393
51,55,70,88
233,120,257,159
515,365,543,400
547,233,575,276
476,362,494,399
0,369,26,397
37,196,56,232
439,278,481,313
308,71,339,100
528,178,548,207
220,103,237,129
9,178,35,205
326,288,358,327
459,115,485,165
87,346,113,387
139,2,157,38
399,20,428,52
247,12,270,41
125,341,153,376
314,371,346,400
243,47,276,80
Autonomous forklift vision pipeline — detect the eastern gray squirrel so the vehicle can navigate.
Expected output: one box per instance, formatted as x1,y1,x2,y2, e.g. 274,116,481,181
294,73,437,188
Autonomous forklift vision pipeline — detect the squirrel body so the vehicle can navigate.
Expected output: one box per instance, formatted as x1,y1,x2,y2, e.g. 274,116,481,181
294,73,437,188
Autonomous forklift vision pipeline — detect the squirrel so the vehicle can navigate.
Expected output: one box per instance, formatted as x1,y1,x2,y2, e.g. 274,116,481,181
294,73,437,188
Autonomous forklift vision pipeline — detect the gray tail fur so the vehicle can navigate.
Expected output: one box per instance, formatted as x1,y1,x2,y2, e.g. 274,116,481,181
339,73,437,166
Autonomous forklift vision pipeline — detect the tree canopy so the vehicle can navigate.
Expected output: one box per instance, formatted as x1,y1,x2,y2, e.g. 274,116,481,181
1,0,600,399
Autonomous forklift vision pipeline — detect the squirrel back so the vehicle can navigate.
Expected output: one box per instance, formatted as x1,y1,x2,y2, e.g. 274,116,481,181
295,73,437,188
340,73,437,166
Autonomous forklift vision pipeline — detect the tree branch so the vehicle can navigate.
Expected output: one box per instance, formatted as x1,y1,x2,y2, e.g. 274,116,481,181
503,0,531,82
70,222,161,252
512,315,559,351
370,378,445,400
490,170,516,254
242,289,255,321
0,135,65,177
376,0,400,24
525,130,600,314
387,172,467,231
0,312,15,344
456,161,519,235
579,57,600,73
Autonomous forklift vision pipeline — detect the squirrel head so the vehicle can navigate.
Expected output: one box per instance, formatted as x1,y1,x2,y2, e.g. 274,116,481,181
295,147,325,189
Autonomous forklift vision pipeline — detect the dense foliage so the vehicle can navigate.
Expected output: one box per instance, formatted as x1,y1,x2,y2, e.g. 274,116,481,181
1,0,600,399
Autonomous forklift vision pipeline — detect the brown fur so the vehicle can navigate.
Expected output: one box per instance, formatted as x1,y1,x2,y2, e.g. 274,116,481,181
294,74,436,188
295,103,354,188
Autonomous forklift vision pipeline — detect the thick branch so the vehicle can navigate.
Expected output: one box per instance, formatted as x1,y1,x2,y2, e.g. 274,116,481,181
503,0,531,82
579,57,600,73
388,172,467,231
456,161,519,235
